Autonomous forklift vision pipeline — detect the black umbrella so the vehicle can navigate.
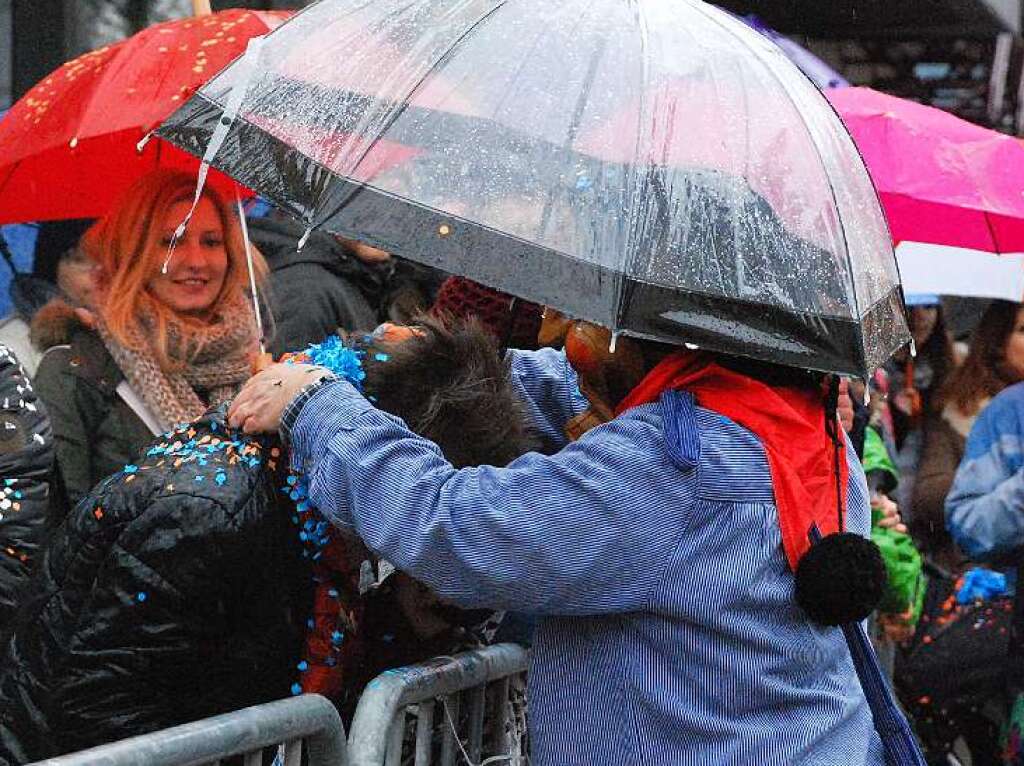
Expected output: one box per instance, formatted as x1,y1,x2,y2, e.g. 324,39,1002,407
158,0,910,375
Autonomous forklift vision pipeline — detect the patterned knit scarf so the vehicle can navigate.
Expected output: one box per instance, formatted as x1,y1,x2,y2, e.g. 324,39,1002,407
98,293,257,432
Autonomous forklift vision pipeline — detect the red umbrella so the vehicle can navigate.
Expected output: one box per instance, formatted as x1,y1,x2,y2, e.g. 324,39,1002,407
0,8,291,225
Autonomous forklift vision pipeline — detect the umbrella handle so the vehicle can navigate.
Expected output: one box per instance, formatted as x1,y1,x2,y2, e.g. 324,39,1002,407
191,0,212,17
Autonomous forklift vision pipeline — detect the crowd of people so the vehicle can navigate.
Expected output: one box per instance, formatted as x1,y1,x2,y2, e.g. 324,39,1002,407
0,168,1020,763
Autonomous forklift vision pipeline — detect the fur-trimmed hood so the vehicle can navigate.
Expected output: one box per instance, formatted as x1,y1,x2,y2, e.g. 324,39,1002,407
29,299,90,354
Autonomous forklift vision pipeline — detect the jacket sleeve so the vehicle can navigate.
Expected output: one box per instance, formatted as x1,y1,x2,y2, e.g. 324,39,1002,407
0,345,52,629
289,378,690,616
910,418,961,553
506,348,588,453
32,348,95,507
945,395,1024,561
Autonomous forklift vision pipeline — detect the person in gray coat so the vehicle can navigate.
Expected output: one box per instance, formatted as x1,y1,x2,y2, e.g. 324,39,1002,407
249,214,444,356
248,215,379,357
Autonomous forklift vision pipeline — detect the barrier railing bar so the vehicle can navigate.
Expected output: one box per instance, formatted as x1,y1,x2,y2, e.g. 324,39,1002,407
30,695,346,766
347,644,529,766
385,711,405,766
490,677,511,755
414,700,435,766
466,685,486,762
440,692,460,766
283,739,303,766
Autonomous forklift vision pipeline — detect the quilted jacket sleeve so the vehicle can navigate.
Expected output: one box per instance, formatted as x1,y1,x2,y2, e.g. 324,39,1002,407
0,343,53,630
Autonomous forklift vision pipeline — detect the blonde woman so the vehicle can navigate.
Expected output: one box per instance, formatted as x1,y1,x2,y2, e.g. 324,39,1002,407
32,170,265,510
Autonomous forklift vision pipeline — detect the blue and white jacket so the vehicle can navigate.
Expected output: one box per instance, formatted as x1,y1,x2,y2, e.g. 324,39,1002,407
946,381,1024,561
284,347,882,766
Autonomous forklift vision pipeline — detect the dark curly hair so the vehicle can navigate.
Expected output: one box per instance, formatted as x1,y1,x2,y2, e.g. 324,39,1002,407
360,314,539,468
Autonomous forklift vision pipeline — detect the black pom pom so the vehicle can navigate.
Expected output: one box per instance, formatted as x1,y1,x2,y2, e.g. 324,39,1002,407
795,532,887,626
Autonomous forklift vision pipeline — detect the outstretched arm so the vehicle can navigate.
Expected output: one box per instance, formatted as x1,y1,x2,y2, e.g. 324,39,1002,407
287,378,688,616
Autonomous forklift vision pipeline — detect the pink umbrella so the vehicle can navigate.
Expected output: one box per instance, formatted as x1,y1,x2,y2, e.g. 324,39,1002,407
827,87,1024,301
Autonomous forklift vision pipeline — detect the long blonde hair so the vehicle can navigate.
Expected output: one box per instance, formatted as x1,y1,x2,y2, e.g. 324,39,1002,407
81,170,266,371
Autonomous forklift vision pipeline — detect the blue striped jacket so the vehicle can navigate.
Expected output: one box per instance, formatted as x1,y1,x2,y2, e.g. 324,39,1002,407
286,348,883,765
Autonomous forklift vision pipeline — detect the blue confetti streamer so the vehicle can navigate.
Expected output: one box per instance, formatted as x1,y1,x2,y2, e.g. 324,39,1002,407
279,338,373,680
299,335,367,390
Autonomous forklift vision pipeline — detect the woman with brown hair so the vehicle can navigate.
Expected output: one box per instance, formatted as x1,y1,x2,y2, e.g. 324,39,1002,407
887,299,957,450
877,298,958,520
32,170,265,509
911,299,1024,568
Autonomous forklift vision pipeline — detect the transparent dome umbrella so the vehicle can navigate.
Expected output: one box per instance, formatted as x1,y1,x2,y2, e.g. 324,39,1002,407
157,0,910,376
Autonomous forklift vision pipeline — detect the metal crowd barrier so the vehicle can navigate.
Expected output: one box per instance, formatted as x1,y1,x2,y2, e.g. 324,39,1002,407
30,694,347,766
28,644,530,766
347,643,530,766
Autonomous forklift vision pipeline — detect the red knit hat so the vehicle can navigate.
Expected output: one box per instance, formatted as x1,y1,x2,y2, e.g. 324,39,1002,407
430,276,543,350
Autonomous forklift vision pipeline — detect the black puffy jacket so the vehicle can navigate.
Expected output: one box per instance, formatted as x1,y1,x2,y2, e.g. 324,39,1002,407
0,343,53,631
0,409,310,763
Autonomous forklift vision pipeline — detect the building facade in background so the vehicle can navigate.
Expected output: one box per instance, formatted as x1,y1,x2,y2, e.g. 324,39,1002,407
716,0,1024,132
2,1,1024,124
0,1,11,110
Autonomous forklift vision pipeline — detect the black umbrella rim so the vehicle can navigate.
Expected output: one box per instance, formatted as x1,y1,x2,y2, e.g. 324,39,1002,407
158,94,909,377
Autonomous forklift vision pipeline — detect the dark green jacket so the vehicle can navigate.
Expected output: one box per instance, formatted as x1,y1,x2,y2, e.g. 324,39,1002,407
32,306,154,513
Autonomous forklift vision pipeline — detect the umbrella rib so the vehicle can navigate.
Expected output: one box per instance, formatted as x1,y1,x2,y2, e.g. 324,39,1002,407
312,0,510,230
689,1,862,325
538,20,606,239
982,210,1002,254
0,159,20,216
616,0,660,335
